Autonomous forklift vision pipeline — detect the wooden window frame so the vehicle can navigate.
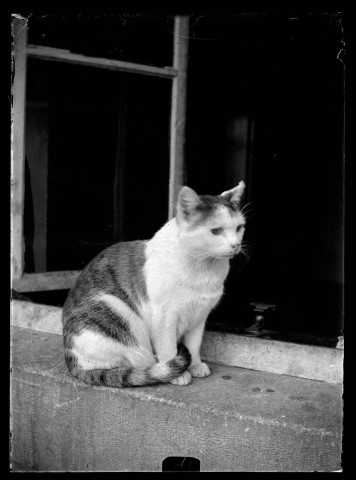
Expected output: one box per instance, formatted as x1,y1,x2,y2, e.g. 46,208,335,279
11,15,189,293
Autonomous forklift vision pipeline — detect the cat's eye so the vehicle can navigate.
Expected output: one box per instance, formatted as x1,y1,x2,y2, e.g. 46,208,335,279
236,225,244,233
211,227,223,235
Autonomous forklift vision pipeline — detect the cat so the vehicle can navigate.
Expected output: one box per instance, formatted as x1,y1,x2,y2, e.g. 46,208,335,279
62,181,246,388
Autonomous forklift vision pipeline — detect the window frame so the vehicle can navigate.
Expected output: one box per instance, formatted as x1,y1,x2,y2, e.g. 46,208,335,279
11,15,189,293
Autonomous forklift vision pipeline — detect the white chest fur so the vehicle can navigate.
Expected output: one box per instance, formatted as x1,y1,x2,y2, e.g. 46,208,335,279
144,219,230,332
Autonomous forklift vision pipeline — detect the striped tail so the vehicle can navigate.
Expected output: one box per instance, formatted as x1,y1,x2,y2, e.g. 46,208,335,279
65,343,191,388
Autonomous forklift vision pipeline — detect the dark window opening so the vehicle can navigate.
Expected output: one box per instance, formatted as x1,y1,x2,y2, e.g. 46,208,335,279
27,13,174,67
11,289,70,308
24,57,171,273
185,13,344,346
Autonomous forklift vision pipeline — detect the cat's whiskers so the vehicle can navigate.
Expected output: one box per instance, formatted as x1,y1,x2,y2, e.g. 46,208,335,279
240,243,250,256
239,244,251,261
240,210,253,220
240,201,253,215
239,203,254,221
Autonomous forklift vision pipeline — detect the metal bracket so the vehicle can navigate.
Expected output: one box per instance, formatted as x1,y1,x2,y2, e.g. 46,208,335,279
247,301,276,333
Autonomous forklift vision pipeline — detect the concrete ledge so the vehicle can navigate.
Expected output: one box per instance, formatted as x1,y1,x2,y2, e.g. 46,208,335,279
11,326,342,472
11,300,344,384
12,300,63,334
202,331,343,384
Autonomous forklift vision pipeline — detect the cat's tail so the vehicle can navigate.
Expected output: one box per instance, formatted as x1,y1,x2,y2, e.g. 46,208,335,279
65,343,192,388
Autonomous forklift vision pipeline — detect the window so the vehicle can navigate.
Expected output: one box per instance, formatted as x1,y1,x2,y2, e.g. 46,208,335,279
11,13,189,294
12,13,344,349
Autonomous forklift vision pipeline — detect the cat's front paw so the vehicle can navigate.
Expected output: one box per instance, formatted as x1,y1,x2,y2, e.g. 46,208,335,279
169,370,192,386
189,362,211,378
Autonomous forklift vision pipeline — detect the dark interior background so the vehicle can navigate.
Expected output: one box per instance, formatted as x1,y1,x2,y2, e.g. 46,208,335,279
25,58,171,272
21,13,344,345
185,13,344,342
27,13,174,67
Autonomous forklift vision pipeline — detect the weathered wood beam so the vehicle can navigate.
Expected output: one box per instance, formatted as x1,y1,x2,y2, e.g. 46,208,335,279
26,45,178,79
11,17,27,280
12,271,80,292
168,16,190,218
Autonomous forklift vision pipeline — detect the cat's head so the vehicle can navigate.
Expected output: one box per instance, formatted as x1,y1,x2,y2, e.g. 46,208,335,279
176,182,246,260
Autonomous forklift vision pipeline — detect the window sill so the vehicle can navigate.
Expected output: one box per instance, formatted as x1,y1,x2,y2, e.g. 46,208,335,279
11,300,343,385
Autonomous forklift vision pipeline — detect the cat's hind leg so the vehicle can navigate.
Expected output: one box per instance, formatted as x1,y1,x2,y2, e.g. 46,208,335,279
92,292,155,368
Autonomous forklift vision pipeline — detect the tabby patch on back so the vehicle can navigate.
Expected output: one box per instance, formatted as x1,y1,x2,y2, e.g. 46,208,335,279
62,182,246,387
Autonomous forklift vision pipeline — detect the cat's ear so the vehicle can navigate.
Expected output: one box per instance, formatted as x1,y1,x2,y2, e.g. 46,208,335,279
177,186,201,220
220,181,245,204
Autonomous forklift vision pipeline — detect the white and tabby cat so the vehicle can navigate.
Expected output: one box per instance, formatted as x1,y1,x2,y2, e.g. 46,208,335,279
62,182,246,387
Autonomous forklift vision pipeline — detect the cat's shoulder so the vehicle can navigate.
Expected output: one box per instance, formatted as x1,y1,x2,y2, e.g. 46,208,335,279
105,239,147,257
93,239,148,263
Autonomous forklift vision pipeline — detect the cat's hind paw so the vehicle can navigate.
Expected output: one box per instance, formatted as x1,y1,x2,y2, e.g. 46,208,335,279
189,362,211,378
169,370,192,386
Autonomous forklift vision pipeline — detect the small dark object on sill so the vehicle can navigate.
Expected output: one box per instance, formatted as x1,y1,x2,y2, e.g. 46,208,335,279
162,457,200,472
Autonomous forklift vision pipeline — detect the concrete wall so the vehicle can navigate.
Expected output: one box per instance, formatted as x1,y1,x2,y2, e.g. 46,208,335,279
11,326,342,472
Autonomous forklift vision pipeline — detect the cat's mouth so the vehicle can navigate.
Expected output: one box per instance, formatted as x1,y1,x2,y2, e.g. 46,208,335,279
209,250,240,260
220,252,237,259
227,248,242,258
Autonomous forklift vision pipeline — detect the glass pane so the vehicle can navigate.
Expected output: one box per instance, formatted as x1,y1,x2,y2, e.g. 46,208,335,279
24,58,171,273
27,14,174,67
